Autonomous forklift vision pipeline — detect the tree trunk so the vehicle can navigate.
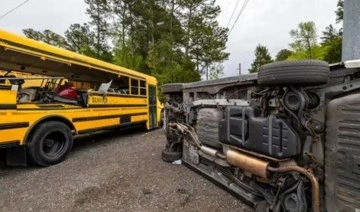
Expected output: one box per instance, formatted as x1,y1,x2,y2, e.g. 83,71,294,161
96,3,100,55
170,0,174,36
185,5,193,58
150,0,155,45
306,36,313,58
122,4,126,49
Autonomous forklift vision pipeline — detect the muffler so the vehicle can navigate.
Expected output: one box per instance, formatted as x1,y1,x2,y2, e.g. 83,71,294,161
225,149,269,179
225,149,320,212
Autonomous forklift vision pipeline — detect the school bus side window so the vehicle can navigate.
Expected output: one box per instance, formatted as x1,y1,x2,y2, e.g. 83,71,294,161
131,79,139,95
140,80,146,96
118,76,129,94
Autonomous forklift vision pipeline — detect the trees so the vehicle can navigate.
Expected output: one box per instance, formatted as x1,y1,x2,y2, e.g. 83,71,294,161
335,0,344,23
22,29,45,41
85,0,113,62
112,0,227,81
288,21,324,60
64,23,96,55
275,49,292,61
320,0,343,63
110,0,131,50
321,24,342,63
180,0,229,75
286,1,343,63
208,63,224,80
21,0,227,84
249,44,273,73
23,29,70,50
23,24,106,60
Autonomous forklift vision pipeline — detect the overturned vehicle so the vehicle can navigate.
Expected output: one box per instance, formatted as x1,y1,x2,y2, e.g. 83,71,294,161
161,60,360,212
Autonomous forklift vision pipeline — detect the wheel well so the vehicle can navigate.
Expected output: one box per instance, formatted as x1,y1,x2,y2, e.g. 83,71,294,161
24,116,76,144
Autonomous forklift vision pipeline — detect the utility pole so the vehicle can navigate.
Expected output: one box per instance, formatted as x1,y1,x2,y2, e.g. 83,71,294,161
238,63,242,75
342,0,360,61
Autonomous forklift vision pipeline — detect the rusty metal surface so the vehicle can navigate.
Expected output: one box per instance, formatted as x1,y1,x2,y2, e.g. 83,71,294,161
267,166,320,212
226,145,291,163
225,149,269,179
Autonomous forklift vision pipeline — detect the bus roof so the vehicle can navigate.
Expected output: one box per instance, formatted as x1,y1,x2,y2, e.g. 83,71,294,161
0,29,157,84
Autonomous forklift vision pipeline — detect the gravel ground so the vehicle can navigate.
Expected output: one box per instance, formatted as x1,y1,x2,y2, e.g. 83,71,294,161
0,128,253,212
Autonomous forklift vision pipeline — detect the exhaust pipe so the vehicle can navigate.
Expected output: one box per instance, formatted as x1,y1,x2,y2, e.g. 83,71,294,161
268,166,320,212
225,149,320,212
168,122,319,212
225,149,269,179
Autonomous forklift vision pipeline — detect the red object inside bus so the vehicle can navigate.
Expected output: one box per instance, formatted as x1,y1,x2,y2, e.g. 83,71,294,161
58,84,78,99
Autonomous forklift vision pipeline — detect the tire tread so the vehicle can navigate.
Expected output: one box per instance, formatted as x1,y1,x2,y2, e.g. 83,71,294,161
258,60,330,86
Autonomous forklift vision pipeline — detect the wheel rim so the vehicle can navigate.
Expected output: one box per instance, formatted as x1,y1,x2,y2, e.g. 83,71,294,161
41,132,66,158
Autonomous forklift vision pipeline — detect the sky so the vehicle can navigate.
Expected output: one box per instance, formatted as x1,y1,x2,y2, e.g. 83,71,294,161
0,0,340,77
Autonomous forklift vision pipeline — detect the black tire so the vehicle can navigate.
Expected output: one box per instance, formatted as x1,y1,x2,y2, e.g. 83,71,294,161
27,121,73,166
161,149,182,162
258,60,330,86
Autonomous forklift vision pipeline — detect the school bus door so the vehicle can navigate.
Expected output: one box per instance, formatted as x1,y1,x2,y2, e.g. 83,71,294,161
148,85,157,129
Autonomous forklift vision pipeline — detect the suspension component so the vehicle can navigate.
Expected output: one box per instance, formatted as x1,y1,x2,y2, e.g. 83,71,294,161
268,166,320,212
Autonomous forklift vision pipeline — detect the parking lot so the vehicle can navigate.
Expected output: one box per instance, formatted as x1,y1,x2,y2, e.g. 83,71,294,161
0,128,252,212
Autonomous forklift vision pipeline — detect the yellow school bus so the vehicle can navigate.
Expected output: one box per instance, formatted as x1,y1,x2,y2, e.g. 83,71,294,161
0,29,162,166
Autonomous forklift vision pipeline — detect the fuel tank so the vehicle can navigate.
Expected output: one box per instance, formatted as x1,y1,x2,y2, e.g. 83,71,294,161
219,106,301,159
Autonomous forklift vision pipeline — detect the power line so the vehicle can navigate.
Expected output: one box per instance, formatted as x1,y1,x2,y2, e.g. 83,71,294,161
229,0,250,34
0,0,31,20
228,0,250,35
226,0,241,28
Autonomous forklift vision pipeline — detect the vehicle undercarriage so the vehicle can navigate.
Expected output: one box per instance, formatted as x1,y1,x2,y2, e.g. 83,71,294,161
161,60,360,212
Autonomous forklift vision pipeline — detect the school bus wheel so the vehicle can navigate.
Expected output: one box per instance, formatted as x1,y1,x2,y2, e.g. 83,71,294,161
27,121,73,166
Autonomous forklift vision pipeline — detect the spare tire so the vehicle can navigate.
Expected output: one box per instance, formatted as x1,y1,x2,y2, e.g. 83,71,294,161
258,60,330,86
161,149,182,162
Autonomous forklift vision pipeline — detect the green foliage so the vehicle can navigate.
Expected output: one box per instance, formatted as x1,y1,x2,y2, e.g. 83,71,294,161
110,0,226,83
23,29,71,50
22,0,227,85
289,21,320,59
322,37,342,64
181,0,229,74
321,24,341,43
288,44,325,60
85,0,113,62
146,37,200,83
249,44,273,73
275,49,293,61
320,0,343,64
249,1,343,68
321,24,342,63
22,28,44,41
65,24,92,52
287,18,342,63
64,23,98,58
113,44,143,71
335,0,344,23
208,63,224,80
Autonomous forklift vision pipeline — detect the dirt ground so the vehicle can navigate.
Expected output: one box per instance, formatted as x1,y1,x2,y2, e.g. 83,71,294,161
0,128,253,212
